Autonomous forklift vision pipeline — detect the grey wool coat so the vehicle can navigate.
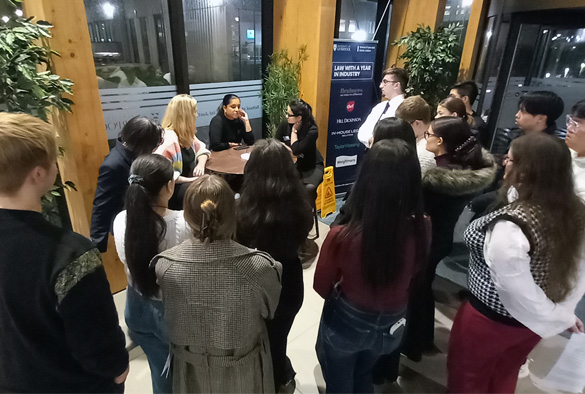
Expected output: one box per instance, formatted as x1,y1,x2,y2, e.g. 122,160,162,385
153,238,283,393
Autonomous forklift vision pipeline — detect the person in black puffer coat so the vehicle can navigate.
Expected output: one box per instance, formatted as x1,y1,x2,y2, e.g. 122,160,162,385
402,116,497,361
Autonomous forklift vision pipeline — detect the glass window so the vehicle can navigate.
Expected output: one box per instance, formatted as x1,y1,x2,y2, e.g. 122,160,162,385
441,0,473,53
84,0,175,88
84,0,177,143
337,0,377,41
182,0,261,83
491,25,585,153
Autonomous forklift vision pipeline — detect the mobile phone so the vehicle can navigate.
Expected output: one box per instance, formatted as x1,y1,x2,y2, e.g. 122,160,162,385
233,144,249,151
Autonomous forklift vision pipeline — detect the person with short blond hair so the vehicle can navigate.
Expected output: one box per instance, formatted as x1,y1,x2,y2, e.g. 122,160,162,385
0,113,58,194
0,113,129,392
396,95,436,173
153,175,282,393
156,94,210,209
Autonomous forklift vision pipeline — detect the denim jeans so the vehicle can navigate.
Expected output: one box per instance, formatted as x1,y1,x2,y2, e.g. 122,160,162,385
316,297,406,394
125,286,172,394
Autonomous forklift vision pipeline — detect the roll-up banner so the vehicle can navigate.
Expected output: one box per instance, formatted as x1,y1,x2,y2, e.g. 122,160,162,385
326,39,378,194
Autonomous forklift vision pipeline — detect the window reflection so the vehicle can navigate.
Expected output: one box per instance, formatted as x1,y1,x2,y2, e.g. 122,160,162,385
182,0,262,83
84,0,174,88
442,0,473,54
337,0,376,41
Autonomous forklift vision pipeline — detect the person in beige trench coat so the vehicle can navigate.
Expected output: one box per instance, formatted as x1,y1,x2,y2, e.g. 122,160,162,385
153,175,282,393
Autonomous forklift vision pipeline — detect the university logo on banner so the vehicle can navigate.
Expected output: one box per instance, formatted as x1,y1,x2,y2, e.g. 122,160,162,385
326,39,378,193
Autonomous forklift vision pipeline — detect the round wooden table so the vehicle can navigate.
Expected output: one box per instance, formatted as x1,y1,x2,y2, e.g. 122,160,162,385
206,146,254,175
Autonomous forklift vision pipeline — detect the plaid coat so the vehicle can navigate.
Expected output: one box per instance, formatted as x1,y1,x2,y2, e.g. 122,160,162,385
153,238,282,393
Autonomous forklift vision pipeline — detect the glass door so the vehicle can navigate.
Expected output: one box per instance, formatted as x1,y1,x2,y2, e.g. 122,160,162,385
486,10,585,153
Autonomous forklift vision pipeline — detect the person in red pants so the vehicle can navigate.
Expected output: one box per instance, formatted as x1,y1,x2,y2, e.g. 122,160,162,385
448,132,585,393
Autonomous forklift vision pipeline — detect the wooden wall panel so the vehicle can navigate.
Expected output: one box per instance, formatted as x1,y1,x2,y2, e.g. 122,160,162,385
458,0,490,81
23,0,127,293
386,0,448,68
274,0,336,161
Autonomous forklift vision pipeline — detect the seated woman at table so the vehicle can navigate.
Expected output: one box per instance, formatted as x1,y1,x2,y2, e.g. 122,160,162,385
209,94,255,151
275,99,324,192
156,94,210,209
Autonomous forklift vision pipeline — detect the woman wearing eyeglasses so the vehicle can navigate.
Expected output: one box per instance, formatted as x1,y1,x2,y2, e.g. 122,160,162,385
402,116,497,361
275,99,324,192
566,100,585,201
448,133,585,393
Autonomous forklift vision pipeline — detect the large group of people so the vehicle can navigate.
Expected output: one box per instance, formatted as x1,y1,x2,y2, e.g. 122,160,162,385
1,64,585,394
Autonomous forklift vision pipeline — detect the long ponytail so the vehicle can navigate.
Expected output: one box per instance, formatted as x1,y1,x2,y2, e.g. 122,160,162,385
124,154,174,297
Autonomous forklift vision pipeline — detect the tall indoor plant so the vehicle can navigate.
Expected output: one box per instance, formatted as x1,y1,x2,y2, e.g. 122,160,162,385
393,24,463,109
262,45,307,137
0,1,75,225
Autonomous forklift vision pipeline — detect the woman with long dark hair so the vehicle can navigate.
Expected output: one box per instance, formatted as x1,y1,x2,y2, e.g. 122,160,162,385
403,116,497,360
275,99,324,190
314,139,430,393
91,116,164,252
332,116,416,227
448,133,585,392
209,94,255,151
371,117,416,146
113,154,191,393
153,175,282,393
237,139,313,392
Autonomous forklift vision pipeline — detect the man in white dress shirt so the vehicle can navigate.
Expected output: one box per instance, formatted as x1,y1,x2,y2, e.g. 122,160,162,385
357,67,407,147
565,99,585,201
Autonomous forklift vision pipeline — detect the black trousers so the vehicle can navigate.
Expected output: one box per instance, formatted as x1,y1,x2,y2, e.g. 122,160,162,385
265,258,304,388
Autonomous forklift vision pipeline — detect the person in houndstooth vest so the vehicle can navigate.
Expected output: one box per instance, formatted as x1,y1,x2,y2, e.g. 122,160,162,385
448,132,585,393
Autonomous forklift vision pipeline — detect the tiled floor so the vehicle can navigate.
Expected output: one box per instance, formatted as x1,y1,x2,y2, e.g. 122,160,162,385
116,220,575,394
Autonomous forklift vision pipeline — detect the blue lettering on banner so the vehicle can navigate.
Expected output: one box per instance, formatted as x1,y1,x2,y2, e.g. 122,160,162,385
326,39,378,193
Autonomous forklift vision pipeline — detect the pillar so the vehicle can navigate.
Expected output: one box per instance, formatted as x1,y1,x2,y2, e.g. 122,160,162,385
23,0,127,293
274,0,337,161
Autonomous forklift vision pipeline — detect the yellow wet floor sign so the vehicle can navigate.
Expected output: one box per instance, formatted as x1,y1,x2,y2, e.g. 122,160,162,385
316,166,337,218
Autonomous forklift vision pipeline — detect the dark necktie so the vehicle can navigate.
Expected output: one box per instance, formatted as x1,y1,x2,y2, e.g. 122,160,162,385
378,101,391,122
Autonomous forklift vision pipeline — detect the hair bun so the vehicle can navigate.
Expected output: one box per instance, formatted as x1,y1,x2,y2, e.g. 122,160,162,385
200,199,217,214
200,199,218,240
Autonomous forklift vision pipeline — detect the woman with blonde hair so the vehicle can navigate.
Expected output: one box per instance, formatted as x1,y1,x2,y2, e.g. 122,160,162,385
153,175,282,393
156,94,210,209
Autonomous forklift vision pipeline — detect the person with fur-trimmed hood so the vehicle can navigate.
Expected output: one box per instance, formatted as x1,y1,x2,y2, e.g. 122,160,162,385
402,116,497,361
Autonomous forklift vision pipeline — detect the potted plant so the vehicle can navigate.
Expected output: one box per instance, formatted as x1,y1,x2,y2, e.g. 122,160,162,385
0,1,75,226
393,24,463,109
262,45,307,137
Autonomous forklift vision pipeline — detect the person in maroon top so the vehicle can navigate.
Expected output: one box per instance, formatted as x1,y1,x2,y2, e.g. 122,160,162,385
314,139,430,394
